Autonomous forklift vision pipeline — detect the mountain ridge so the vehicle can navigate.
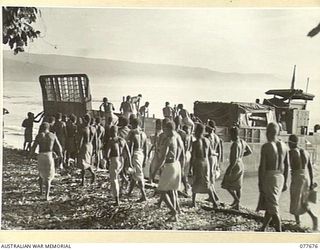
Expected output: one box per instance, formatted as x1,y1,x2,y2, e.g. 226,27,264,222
3,51,281,83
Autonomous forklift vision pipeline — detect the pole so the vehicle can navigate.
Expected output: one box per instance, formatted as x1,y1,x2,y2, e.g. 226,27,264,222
306,77,310,93
290,65,296,90
305,77,310,106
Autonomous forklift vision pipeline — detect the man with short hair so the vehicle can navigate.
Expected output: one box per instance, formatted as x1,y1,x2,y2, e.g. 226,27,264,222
117,116,132,191
153,121,185,222
162,102,174,120
100,97,117,125
120,96,133,120
148,119,163,184
47,116,56,133
65,114,78,167
131,94,142,115
78,114,96,186
287,134,318,231
221,126,252,210
139,102,149,117
174,116,189,195
118,116,131,141
256,122,289,232
22,112,43,151
127,117,148,202
105,126,132,206
177,104,194,131
205,120,222,203
191,123,218,209
29,122,63,200
52,113,67,169
95,117,105,169
139,101,150,129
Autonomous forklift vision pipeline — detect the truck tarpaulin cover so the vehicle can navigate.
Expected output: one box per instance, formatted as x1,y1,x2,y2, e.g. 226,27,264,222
193,101,274,127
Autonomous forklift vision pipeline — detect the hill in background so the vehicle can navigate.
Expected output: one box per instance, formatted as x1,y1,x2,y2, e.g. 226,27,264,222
3,50,282,84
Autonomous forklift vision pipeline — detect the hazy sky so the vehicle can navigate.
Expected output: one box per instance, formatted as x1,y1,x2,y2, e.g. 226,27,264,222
5,8,320,79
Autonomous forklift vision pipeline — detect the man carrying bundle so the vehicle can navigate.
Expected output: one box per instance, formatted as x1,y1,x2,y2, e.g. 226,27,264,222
287,134,318,231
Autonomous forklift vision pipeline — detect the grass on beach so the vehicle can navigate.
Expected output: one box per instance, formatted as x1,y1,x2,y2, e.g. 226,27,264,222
1,147,310,231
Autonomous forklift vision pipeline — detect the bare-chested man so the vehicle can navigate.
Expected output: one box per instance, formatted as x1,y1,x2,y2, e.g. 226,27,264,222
174,116,190,195
191,123,218,209
100,97,118,125
120,96,133,120
131,94,142,115
47,116,56,133
65,114,78,167
205,120,222,203
139,101,149,129
162,102,174,120
182,125,192,189
95,117,105,169
287,134,318,231
256,122,289,232
52,113,67,167
118,116,131,140
177,104,194,132
148,119,163,184
90,117,98,166
22,111,43,152
127,117,148,202
152,121,185,222
29,122,63,200
150,118,170,205
117,116,132,189
78,114,96,186
221,126,252,210
105,126,132,206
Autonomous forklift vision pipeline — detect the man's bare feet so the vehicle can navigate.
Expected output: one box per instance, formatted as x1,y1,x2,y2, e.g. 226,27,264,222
166,214,178,222
45,196,52,201
91,173,96,184
312,217,318,231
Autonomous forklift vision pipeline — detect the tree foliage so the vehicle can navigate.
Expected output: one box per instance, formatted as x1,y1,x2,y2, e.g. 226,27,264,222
2,7,41,54
307,22,320,38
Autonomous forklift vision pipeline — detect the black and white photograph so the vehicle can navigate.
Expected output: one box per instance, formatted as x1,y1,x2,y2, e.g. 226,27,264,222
1,5,320,233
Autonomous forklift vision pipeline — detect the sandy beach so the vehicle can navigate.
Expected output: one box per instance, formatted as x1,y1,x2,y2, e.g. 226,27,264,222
2,146,315,232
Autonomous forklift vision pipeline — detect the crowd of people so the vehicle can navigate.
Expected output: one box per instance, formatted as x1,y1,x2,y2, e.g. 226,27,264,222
21,95,318,231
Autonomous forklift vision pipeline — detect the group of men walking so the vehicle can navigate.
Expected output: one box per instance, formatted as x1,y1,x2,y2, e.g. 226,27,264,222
24,96,318,231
